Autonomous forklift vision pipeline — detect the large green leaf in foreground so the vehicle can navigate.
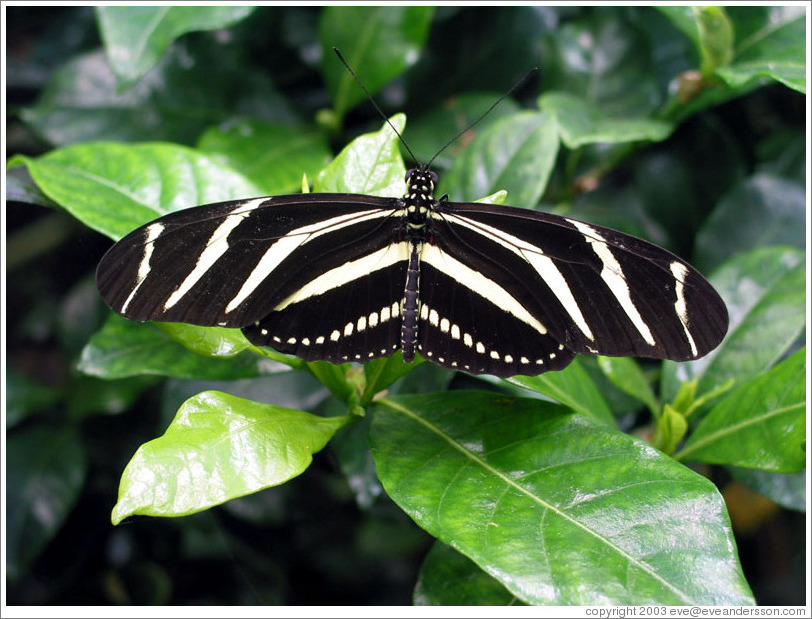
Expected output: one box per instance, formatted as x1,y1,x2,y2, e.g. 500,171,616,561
371,391,754,605
112,391,349,523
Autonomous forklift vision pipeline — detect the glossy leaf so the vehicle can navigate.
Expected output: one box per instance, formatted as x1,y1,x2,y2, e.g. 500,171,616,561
694,173,806,273
676,348,806,472
507,357,615,427
721,6,806,94
197,120,331,195
540,92,673,148
657,7,734,75
6,425,88,581
372,391,754,605
406,93,521,168
414,543,525,606
96,6,254,89
319,6,434,117
19,46,292,146
596,356,659,416
661,247,806,401
439,111,558,206
729,467,806,513
315,115,407,197
78,314,289,380
9,142,261,241
542,15,661,116
112,391,350,522
156,323,255,358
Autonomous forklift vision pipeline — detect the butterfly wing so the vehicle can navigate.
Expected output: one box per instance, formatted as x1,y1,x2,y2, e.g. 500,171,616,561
424,201,727,372
96,194,405,339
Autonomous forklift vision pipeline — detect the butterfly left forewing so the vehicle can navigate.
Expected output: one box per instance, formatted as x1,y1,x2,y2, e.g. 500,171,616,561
96,194,402,328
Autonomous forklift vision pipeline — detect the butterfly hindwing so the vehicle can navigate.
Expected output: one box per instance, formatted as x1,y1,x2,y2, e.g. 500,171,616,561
242,245,409,364
416,247,576,376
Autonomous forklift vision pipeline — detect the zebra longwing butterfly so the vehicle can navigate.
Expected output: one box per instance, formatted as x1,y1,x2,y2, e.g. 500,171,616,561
96,154,728,378
96,56,728,378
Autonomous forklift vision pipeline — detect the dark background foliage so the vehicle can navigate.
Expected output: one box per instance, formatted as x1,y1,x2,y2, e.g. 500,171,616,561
5,5,807,606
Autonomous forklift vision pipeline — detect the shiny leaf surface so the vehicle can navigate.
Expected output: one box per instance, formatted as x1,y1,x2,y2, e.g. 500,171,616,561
676,348,806,472
440,111,558,206
96,6,254,89
112,391,350,522
371,391,754,605
78,314,288,380
9,143,260,241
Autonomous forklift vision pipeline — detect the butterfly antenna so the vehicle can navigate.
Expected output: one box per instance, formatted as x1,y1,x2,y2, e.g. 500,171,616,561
333,47,420,164
426,67,539,169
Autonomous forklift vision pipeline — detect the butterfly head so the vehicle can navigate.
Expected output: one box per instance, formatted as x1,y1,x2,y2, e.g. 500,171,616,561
404,167,438,206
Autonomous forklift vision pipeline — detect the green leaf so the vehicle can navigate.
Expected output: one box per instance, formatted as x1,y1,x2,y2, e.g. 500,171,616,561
5,368,64,428
542,15,661,116
315,115,407,197
96,6,254,89
406,93,521,168
440,111,558,206
112,391,350,523
596,356,659,416
654,404,689,455
66,375,158,420
331,414,383,509
720,7,806,94
197,120,331,195
657,7,734,75
319,6,434,118
414,543,525,605
676,348,806,473
507,357,615,427
362,353,422,404
540,92,673,148
729,467,806,512
6,425,88,582
661,247,806,401
78,314,288,380
19,46,292,146
155,323,254,358
372,391,754,605
9,142,261,241
305,361,355,404
694,173,806,273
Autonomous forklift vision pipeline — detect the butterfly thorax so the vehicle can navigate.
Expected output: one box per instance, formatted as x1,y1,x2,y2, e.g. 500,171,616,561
401,167,438,240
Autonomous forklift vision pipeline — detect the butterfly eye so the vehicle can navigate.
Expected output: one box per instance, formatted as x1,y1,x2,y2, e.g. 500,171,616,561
405,169,415,183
